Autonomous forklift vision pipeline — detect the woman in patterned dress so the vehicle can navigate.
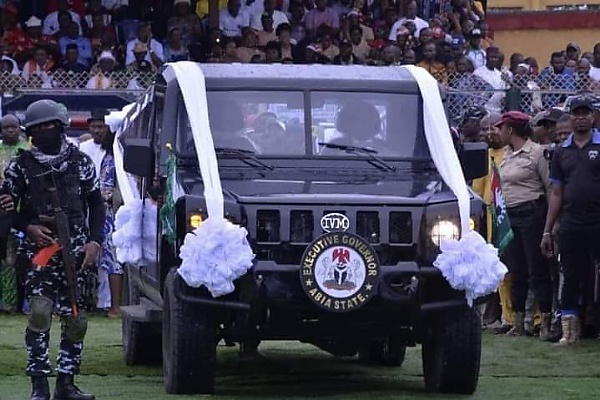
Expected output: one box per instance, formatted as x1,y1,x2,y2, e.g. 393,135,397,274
98,126,122,318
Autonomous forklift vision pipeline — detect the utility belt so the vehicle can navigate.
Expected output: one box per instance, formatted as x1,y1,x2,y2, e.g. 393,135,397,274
506,196,547,216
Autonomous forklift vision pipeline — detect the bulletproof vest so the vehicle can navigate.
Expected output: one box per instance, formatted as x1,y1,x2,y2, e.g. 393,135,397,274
18,149,85,226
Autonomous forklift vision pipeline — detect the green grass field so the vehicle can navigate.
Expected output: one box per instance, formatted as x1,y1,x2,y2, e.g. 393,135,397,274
1,314,600,400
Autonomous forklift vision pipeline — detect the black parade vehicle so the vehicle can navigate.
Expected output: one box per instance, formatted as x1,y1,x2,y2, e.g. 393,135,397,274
118,63,489,395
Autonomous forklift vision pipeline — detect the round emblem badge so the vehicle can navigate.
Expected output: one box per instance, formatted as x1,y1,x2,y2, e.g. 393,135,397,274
300,232,380,313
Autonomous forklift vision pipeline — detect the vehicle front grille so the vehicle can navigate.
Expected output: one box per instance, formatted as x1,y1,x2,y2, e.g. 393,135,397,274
256,210,280,242
389,212,413,244
250,206,416,266
290,210,314,243
356,211,380,244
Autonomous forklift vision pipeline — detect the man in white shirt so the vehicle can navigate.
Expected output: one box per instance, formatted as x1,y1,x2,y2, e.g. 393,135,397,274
220,0,250,38
466,29,486,69
474,47,509,114
388,0,428,40
79,108,123,317
125,22,165,67
251,0,289,30
42,0,83,36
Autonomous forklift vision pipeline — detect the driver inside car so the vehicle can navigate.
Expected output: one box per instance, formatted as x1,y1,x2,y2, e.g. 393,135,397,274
188,99,259,153
321,100,387,154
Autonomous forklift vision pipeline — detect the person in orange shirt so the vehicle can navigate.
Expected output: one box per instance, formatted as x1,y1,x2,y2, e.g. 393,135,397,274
417,42,447,84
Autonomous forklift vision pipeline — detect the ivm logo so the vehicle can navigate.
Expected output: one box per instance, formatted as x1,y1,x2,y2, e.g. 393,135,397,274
320,213,350,233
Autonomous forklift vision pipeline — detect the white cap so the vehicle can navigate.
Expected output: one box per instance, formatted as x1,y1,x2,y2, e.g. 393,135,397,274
98,50,116,62
174,0,191,5
25,16,42,28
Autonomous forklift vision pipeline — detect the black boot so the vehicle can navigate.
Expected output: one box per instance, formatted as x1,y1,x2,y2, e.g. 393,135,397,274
53,373,95,400
30,376,50,400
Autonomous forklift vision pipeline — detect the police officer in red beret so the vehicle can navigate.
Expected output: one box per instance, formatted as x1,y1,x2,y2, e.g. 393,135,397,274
496,110,553,340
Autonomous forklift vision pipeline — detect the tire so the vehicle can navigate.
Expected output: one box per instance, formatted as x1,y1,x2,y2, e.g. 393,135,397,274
163,269,217,395
422,306,482,394
122,317,162,366
358,338,407,367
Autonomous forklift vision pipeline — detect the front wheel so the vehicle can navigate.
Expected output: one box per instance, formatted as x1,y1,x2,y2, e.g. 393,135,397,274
422,306,482,394
162,269,217,394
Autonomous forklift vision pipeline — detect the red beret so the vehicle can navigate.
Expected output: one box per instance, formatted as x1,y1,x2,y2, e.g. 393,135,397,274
494,110,531,127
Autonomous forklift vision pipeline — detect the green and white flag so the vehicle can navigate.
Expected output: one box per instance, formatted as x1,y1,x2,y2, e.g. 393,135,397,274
159,149,185,245
490,159,513,255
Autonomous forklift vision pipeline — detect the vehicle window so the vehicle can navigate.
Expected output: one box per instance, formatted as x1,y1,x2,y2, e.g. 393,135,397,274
311,91,429,158
177,91,305,155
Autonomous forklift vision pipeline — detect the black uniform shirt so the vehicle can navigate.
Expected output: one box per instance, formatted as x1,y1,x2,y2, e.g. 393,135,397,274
550,130,600,230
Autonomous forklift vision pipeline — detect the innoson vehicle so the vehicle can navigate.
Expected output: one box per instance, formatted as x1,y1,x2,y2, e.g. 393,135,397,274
119,64,489,396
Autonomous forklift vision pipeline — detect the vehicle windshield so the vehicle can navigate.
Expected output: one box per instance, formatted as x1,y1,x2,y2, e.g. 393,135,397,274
176,90,430,159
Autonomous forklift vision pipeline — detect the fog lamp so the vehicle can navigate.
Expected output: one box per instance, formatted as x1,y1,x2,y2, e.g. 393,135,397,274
189,213,204,229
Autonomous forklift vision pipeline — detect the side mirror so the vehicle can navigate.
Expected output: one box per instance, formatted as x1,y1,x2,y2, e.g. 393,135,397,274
123,138,155,179
460,142,488,181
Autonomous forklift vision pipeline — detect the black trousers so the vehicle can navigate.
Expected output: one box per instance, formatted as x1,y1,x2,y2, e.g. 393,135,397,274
558,228,600,312
504,199,553,313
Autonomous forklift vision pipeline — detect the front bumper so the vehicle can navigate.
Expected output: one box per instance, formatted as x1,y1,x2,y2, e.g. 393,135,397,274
174,261,471,313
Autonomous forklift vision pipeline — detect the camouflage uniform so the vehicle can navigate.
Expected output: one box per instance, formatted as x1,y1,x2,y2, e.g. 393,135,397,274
22,226,89,376
3,99,104,400
3,149,100,376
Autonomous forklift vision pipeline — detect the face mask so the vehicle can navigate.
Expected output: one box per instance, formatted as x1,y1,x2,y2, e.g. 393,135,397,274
31,126,63,154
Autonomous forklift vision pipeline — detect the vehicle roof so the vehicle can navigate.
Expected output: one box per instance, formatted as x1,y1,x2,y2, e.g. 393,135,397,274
162,63,421,93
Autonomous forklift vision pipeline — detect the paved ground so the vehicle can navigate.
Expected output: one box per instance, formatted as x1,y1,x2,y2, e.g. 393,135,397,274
1,314,599,399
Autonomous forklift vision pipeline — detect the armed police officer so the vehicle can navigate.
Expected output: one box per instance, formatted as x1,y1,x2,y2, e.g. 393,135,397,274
2,100,105,400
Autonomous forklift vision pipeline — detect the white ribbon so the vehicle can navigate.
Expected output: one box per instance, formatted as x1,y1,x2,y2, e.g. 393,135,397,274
403,65,507,305
162,62,255,297
106,99,149,204
162,62,224,219
403,65,470,234
106,91,157,265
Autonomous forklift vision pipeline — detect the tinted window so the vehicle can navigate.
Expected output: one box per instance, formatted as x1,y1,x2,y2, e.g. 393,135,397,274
311,91,428,158
177,91,305,155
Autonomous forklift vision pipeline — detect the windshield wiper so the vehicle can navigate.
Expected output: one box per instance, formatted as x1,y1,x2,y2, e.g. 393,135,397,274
318,142,396,172
215,147,274,170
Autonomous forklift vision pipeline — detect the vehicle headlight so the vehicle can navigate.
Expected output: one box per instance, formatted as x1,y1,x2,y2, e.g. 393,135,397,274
188,213,204,229
469,217,476,231
430,220,460,246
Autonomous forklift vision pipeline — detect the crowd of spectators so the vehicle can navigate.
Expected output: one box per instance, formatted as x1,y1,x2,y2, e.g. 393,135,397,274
0,0,599,112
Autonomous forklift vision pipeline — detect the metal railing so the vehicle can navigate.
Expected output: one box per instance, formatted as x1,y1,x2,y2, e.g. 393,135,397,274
0,70,155,93
1,69,598,122
444,70,600,120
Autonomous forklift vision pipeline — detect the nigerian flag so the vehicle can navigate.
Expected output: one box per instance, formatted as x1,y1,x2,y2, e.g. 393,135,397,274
490,159,513,255
159,149,185,245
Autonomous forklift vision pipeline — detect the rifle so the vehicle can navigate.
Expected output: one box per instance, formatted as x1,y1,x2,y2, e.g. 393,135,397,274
47,182,80,319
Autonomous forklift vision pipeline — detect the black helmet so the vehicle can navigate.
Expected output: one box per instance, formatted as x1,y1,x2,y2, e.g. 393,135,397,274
23,99,69,130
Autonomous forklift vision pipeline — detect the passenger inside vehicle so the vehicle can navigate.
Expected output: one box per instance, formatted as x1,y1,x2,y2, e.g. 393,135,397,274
320,100,387,154
188,99,259,153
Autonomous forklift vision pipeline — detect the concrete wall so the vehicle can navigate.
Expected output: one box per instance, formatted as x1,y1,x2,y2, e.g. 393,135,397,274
489,0,600,11
486,11,600,64
492,29,599,63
